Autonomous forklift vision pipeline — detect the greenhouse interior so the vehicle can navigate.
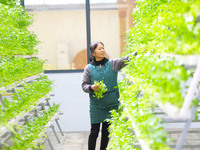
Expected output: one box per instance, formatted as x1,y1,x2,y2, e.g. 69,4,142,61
0,0,200,150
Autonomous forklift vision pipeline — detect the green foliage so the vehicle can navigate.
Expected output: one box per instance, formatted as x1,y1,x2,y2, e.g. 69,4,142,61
108,107,139,150
109,0,199,149
126,53,191,108
0,57,44,87
0,76,53,125
125,0,200,55
0,1,61,150
0,3,39,56
2,103,60,150
93,80,107,99
0,0,19,6
191,99,199,121
108,80,171,150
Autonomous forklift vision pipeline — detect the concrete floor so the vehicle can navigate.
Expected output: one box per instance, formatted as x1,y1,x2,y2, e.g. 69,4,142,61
43,129,200,150
43,131,101,150
44,73,200,150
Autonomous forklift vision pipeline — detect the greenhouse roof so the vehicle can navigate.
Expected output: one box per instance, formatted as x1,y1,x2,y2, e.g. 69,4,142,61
25,0,117,5
25,3,119,11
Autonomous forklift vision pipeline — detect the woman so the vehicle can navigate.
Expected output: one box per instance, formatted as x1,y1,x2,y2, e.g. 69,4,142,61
81,41,137,150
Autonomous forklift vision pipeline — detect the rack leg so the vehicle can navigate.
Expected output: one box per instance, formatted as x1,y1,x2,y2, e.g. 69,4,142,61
51,125,60,143
0,95,3,105
37,143,42,150
176,106,197,150
46,135,54,150
55,118,64,136
45,98,51,106
34,109,39,117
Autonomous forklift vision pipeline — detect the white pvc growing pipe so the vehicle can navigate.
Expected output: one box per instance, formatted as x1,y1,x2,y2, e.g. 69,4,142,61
179,59,200,119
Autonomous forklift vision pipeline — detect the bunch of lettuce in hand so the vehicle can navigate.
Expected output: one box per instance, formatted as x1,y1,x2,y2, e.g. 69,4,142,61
93,80,107,99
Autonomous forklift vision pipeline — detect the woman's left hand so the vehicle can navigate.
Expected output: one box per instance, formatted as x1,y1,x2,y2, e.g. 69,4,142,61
91,85,100,91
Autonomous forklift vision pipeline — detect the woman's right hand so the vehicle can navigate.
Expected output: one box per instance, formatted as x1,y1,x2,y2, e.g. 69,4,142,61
91,85,100,91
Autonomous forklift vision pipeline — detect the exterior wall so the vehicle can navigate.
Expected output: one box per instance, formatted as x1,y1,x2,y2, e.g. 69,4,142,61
28,9,120,70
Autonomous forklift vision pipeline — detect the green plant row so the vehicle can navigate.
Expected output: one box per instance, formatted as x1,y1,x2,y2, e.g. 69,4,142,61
0,76,53,126
0,57,44,88
2,103,60,150
108,107,139,150
109,0,199,149
109,79,171,150
0,0,18,6
109,54,191,149
0,1,61,150
124,0,200,55
0,2,39,56
127,53,191,108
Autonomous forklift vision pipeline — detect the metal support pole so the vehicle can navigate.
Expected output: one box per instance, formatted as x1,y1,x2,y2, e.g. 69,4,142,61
51,125,60,143
45,99,51,106
0,95,3,107
41,103,45,110
176,106,197,150
20,0,25,8
176,78,200,149
34,109,39,117
55,118,64,136
37,143,41,150
179,59,200,118
86,0,91,64
46,135,54,150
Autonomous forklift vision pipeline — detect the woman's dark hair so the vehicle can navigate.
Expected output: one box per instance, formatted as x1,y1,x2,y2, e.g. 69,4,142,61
89,41,104,62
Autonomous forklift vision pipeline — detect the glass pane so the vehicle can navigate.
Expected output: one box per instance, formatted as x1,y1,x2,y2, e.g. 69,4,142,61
25,0,135,70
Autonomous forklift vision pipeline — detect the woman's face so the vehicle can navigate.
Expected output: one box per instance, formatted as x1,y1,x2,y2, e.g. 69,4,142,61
92,43,105,61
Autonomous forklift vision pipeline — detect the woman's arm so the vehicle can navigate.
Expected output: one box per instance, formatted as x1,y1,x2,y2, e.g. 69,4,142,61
81,65,100,93
110,52,137,72
81,65,93,93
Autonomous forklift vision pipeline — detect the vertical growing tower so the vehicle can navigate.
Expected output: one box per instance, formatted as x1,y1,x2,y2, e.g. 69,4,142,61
109,0,200,149
0,1,63,149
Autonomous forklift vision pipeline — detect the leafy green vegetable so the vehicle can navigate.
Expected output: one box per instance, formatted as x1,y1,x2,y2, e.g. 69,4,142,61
0,57,45,88
2,103,60,150
93,80,107,99
124,0,200,55
0,1,61,150
0,3,39,56
0,0,18,6
109,0,199,149
0,76,53,125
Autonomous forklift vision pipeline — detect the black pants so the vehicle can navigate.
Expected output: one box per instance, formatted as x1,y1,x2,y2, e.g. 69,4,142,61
88,122,110,150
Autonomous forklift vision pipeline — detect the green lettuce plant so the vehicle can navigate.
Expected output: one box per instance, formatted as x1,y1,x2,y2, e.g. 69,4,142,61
0,2,39,56
93,80,107,99
0,1,61,150
109,0,199,149
0,0,19,6
125,0,200,55
0,57,44,88
2,103,60,150
0,76,53,125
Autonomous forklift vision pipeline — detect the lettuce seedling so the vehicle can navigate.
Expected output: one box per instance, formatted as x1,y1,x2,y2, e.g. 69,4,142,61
93,80,107,99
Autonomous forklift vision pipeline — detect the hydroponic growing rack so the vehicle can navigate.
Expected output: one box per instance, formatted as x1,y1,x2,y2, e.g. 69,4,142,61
0,66,64,150
0,1,64,149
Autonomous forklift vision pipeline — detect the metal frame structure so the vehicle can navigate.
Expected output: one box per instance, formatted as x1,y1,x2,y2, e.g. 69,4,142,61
22,0,92,73
126,58,200,150
0,74,64,150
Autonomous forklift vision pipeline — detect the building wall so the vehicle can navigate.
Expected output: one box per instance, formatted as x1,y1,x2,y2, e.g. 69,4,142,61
46,72,90,132
46,71,124,132
28,9,121,70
